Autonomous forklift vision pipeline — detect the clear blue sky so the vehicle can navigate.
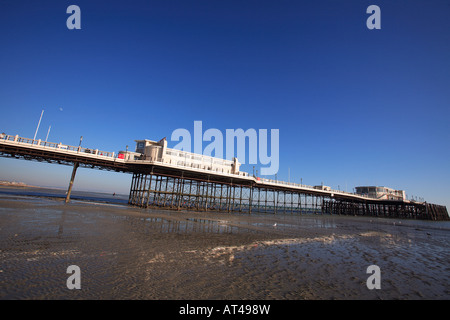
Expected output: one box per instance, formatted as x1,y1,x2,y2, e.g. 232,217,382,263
1,1,449,208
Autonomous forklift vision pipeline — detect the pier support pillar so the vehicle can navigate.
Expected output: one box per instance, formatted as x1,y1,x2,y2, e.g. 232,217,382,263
65,162,79,203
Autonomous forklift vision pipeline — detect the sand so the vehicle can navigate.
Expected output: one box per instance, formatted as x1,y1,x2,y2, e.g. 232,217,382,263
0,192,449,300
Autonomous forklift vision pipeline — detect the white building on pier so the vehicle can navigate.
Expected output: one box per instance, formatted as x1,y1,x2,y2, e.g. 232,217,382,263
355,186,406,201
119,138,243,176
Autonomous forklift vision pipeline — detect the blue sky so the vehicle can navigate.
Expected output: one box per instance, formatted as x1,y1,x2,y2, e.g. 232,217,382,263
0,0,449,208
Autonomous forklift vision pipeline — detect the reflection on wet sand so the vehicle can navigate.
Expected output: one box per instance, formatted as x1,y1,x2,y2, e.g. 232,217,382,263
139,217,241,234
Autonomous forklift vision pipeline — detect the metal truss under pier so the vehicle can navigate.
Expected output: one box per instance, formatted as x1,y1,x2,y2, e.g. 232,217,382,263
323,199,449,221
128,172,449,221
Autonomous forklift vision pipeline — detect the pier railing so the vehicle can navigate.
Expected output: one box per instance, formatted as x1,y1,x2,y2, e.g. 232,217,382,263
0,133,389,201
258,177,371,199
0,134,115,158
2,133,447,219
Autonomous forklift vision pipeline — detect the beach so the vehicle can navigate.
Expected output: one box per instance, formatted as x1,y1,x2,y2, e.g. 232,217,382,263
0,187,449,300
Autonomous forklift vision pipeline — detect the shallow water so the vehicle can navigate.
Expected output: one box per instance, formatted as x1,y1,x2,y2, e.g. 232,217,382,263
0,188,449,300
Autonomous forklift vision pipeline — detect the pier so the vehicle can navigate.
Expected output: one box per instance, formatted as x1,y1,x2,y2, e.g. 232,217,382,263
0,133,448,221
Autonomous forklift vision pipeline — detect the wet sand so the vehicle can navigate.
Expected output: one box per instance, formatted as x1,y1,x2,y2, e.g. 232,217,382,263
0,192,449,300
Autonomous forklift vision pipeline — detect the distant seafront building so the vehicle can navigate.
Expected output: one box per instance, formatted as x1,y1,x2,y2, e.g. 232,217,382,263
118,138,244,176
355,186,406,201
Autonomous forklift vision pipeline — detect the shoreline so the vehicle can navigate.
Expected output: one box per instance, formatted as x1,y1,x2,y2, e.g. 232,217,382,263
0,182,128,196
0,181,40,188
0,185,449,231
0,184,129,205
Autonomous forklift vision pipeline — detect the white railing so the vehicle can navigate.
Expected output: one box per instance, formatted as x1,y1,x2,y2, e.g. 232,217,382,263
257,176,371,199
122,157,251,178
0,133,382,200
0,134,115,158
0,133,246,177
165,148,234,167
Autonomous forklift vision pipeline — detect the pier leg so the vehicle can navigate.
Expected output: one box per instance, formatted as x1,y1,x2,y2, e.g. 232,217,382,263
65,162,79,203
249,185,253,214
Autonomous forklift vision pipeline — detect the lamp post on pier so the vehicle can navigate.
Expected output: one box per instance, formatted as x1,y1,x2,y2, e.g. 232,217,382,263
45,126,51,142
33,109,44,141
